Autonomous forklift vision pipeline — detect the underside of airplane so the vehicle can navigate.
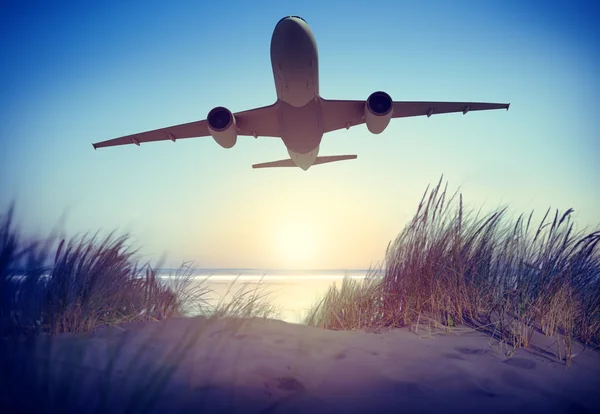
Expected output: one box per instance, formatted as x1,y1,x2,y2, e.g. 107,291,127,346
92,16,509,171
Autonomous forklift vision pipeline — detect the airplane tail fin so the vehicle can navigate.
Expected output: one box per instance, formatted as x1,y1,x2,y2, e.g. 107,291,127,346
252,154,357,169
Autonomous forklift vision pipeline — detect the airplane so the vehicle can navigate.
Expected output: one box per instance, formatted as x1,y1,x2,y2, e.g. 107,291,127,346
92,16,510,170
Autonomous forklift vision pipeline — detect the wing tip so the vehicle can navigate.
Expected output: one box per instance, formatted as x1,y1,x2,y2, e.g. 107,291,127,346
507,103,510,111
92,143,97,151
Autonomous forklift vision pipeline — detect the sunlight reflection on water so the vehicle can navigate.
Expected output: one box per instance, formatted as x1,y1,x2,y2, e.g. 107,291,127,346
158,269,380,324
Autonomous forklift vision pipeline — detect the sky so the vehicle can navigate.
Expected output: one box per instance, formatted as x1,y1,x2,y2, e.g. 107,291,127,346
1,0,598,270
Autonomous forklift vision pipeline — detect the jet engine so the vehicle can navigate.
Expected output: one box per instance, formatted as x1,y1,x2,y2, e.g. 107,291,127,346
365,91,393,134
207,106,237,148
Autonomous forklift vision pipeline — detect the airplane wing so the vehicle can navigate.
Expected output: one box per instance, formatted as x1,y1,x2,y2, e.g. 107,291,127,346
319,98,510,134
92,103,281,149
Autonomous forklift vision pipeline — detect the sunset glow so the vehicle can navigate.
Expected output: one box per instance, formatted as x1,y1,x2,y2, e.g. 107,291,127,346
274,219,318,268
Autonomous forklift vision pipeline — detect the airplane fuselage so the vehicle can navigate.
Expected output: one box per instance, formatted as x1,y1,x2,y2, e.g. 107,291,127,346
270,16,323,170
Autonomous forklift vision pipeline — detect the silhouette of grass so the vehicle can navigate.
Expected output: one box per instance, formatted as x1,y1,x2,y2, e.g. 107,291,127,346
1,317,209,414
0,205,280,338
0,204,279,413
0,205,211,336
209,275,279,320
306,176,600,362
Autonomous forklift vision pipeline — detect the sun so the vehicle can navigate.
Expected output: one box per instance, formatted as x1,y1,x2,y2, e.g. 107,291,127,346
275,220,318,268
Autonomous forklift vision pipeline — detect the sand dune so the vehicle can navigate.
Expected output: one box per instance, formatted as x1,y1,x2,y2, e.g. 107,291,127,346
4,316,600,414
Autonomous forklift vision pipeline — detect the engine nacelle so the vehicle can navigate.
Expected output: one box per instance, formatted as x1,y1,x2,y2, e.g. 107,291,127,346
365,91,393,134
207,106,237,148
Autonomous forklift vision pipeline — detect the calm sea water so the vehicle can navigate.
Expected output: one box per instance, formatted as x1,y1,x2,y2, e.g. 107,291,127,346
157,269,381,324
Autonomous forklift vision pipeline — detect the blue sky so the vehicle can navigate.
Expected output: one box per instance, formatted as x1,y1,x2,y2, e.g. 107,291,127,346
1,0,598,269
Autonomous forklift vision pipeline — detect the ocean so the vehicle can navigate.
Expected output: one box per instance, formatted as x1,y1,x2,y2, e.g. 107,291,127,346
157,268,381,324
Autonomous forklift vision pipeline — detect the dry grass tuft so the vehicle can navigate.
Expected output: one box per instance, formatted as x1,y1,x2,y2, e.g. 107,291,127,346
305,272,383,330
306,176,600,363
209,276,278,320
0,205,270,338
0,204,277,412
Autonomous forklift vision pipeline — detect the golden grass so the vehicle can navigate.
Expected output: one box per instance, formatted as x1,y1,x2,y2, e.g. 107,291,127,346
0,205,276,338
0,204,282,412
306,177,600,363
305,274,383,330
209,275,279,320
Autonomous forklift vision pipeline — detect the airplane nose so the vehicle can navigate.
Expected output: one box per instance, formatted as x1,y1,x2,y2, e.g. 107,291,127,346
276,16,307,27
274,16,310,38
271,16,313,61
272,16,312,48
275,17,300,35
270,15,318,107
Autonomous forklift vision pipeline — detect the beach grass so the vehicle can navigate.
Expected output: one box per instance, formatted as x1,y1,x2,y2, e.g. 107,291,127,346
306,177,600,362
0,204,277,338
209,275,279,320
0,205,207,337
1,314,212,414
0,204,278,413
305,273,383,330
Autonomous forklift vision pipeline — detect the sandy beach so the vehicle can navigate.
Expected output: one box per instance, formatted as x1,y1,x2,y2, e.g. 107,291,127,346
4,316,599,414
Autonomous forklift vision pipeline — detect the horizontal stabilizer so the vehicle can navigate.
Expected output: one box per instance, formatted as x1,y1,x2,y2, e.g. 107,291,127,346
252,154,357,169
